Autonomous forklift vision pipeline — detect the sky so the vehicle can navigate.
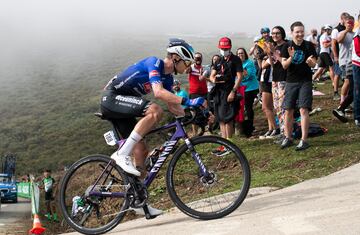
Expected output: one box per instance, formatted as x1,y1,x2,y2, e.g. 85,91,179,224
0,0,358,70
1,0,359,37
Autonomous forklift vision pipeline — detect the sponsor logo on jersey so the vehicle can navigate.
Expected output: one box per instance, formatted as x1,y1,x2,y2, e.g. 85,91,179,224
115,95,143,105
149,70,160,78
114,71,140,89
154,59,160,67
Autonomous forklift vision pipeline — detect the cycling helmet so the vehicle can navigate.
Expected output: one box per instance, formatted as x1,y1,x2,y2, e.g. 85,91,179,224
260,27,270,34
167,38,195,62
218,37,232,49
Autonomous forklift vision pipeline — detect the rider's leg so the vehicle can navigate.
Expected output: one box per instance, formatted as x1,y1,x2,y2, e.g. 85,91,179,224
113,103,163,176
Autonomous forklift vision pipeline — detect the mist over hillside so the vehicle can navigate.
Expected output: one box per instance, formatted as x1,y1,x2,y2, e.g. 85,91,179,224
0,31,251,175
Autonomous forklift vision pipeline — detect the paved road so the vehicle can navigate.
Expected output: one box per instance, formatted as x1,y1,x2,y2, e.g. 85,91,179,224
64,163,360,235
0,198,31,235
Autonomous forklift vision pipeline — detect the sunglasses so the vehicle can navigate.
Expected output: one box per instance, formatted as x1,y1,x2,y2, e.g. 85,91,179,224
271,32,282,36
237,52,244,55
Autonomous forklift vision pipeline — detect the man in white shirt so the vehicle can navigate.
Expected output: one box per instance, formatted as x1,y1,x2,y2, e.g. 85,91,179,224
312,25,334,85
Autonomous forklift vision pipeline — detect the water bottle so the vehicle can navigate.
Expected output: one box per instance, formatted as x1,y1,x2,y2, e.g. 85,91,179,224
145,148,161,171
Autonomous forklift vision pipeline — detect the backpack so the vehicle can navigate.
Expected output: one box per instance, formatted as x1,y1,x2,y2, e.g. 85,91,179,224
293,122,327,139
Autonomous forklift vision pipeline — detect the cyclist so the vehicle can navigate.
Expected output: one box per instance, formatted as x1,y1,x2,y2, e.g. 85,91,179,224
100,38,205,216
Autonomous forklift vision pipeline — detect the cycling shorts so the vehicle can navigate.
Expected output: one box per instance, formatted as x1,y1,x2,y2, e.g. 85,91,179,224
100,90,151,138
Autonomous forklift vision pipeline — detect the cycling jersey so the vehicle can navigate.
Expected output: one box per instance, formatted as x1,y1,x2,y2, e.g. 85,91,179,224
105,57,174,96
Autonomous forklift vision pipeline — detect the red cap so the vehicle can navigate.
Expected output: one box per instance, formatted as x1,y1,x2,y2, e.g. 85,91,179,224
218,37,232,49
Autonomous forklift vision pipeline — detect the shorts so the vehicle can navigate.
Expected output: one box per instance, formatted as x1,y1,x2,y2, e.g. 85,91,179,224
341,62,353,80
100,90,151,138
318,52,333,68
45,191,54,201
260,82,272,93
282,81,313,110
334,62,342,76
213,83,236,123
189,93,207,99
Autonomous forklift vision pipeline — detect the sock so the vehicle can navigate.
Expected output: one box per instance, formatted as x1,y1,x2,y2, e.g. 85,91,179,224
53,213,58,221
45,213,51,220
117,131,142,156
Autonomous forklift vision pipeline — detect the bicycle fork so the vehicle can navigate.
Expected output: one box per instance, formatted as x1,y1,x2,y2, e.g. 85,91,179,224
184,138,210,178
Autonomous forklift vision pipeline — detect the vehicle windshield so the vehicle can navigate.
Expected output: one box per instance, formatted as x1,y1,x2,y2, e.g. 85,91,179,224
0,176,11,183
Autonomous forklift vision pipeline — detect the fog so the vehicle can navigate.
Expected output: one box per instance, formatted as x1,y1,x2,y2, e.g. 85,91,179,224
0,0,359,85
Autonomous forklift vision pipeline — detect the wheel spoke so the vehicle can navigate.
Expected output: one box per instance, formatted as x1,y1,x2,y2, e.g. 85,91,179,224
167,136,250,219
60,155,130,234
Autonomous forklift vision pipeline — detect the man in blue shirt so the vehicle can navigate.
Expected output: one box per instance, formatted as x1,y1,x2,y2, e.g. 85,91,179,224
173,79,189,108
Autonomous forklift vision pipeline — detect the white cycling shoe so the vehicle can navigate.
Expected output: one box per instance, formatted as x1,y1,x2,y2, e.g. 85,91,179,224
111,152,141,176
131,204,163,217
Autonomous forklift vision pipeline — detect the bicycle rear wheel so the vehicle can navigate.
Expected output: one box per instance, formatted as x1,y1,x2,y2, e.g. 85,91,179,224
59,154,130,235
166,136,250,220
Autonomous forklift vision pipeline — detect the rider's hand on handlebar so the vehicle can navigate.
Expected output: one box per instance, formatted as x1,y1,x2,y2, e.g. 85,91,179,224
183,97,206,108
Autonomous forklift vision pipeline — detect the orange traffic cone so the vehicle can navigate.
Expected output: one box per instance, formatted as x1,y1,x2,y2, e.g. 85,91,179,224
29,213,46,235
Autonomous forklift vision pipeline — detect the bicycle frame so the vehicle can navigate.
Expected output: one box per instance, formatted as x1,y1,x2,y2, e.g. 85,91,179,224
89,118,210,199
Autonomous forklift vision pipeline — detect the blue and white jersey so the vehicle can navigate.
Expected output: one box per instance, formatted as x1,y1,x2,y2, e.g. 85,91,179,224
105,57,174,96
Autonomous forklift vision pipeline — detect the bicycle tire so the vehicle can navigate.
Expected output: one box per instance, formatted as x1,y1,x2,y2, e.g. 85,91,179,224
59,154,130,235
166,136,250,220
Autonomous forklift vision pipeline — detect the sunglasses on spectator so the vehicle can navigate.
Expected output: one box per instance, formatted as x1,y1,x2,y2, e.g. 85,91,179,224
237,52,244,55
271,32,282,36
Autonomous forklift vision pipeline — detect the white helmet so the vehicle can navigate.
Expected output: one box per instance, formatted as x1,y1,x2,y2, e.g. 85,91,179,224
167,38,195,62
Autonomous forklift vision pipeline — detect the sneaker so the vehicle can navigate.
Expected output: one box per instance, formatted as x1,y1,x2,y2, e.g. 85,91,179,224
259,130,273,140
345,107,353,113
332,109,348,123
280,137,294,149
216,147,231,156
111,152,141,176
333,93,340,101
131,204,163,217
295,140,310,151
266,129,280,139
274,134,285,144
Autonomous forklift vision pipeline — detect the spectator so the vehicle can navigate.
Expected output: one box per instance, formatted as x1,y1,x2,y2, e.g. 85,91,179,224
41,169,58,222
270,26,288,141
237,47,259,137
259,41,279,139
333,15,355,123
306,29,318,51
203,54,221,112
332,12,351,101
203,55,221,131
186,52,207,136
249,36,264,80
353,14,360,127
172,79,188,108
280,21,317,151
210,37,243,156
312,24,335,86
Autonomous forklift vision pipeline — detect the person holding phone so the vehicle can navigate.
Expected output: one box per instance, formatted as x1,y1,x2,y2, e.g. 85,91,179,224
210,37,243,156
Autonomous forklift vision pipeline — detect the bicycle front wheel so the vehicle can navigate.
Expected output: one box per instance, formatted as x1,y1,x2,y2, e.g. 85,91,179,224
59,154,130,235
166,136,250,220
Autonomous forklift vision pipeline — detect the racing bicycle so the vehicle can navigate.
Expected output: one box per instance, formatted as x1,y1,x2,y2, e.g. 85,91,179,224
59,108,251,234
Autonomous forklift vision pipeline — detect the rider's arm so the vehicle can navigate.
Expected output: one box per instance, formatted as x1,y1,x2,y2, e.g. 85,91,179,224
167,103,185,116
152,83,183,104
